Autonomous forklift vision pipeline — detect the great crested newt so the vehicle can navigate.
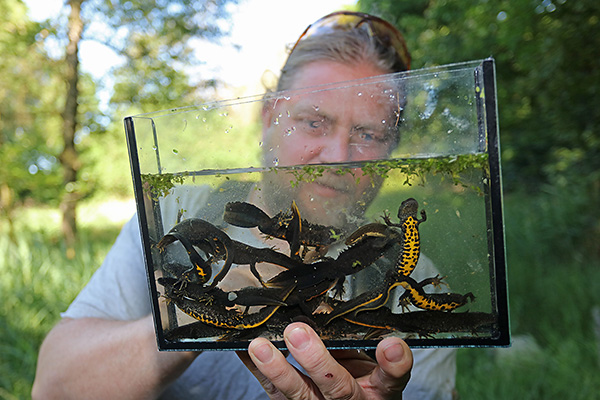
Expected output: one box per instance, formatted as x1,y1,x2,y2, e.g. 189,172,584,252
323,199,428,325
158,277,289,310
397,276,475,312
227,239,302,287
157,218,233,287
382,198,427,277
160,277,295,330
343,307,496,337
224,201,344,258
266,224,399,295
324,273,449,325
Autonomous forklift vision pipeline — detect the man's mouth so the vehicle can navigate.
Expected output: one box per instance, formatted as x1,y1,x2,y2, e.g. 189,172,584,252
310,175,352,196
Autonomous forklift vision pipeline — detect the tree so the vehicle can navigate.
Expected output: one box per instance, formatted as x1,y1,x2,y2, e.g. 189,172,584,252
61,0,85,252
1,0,236,250
358,0,600,193
359,0,600,254
65,0,235,251
0,0,64,234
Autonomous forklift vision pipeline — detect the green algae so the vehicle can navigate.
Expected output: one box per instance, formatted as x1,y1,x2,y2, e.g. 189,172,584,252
141,173,186,200
285,153,489,192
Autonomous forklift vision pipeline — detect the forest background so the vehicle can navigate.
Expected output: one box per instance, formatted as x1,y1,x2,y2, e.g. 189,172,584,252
1,0,599,398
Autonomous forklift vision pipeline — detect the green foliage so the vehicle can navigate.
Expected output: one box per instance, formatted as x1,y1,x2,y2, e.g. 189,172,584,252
0,0,64,209
356,3,600,394
84,0,239,198
0,0,238,213
359,0,600,194
0,205,123,399
454,189,600,399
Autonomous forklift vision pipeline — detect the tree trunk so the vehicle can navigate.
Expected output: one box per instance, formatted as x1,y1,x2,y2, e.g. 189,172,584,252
60,0,84,257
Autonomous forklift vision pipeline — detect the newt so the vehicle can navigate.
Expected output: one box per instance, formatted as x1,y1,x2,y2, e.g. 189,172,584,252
343,307,496,337
224,201,344,258
382,198,427,277
160,278,295,330
158,276,289,310
227,239,302,287
267,224,399,295
324,274,448,325
264,224,400,315
157,218,233,287
397,276,475,312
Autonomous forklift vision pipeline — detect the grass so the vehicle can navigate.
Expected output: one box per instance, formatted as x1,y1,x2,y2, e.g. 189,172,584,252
1,191,600,399
0,200,131,400
455,188,600,399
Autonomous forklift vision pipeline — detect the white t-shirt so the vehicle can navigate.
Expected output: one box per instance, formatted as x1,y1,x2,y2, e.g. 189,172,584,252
63,185,456,399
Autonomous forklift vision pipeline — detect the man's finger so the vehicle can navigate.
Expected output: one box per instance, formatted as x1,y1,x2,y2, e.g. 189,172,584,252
283,322,364,400
245,337,319,400
364,337,413,397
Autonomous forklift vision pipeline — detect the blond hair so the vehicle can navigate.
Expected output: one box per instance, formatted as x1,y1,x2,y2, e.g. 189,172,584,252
277,29,409,92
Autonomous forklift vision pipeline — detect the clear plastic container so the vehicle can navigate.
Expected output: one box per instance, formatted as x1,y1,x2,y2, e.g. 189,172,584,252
125,58,509,350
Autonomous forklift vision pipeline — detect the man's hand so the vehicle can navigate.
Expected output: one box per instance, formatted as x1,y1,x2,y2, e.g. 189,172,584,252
238,322,412,400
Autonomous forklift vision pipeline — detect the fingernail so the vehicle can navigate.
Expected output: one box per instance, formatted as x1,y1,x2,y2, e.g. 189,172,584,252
383,343,405,363
253,341,274,364
287,326,310,351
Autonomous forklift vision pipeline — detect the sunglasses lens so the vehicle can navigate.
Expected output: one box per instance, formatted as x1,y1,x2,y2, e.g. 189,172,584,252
291,12,410,71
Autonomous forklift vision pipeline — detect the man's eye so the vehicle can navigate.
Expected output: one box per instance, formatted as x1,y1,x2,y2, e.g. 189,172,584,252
308,120,322,129
358,132,375,141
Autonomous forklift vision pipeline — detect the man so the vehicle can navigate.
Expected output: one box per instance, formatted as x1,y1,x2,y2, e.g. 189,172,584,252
33,12,455,399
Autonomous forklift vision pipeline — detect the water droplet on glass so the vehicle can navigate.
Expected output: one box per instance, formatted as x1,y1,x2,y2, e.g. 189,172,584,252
313,105,320,111
273,157,279,166
274,118,279,125
357,92,363,97
258,141,263,147
152,146,157,151
285,127,296,136
172,149,179,154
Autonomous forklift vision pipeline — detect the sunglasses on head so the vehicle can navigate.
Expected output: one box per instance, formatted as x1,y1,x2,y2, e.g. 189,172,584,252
290,11,411,72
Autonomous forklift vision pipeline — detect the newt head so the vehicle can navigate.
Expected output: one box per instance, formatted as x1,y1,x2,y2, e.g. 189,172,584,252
398,198,419,220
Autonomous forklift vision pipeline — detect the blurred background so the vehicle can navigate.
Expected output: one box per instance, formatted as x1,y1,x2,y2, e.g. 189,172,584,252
1,0,599,398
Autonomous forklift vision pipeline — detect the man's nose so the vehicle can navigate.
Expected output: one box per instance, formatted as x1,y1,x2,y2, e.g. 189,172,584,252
317,130,351,163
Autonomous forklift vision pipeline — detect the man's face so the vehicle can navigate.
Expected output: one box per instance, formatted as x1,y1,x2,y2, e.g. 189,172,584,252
259,61,399,227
